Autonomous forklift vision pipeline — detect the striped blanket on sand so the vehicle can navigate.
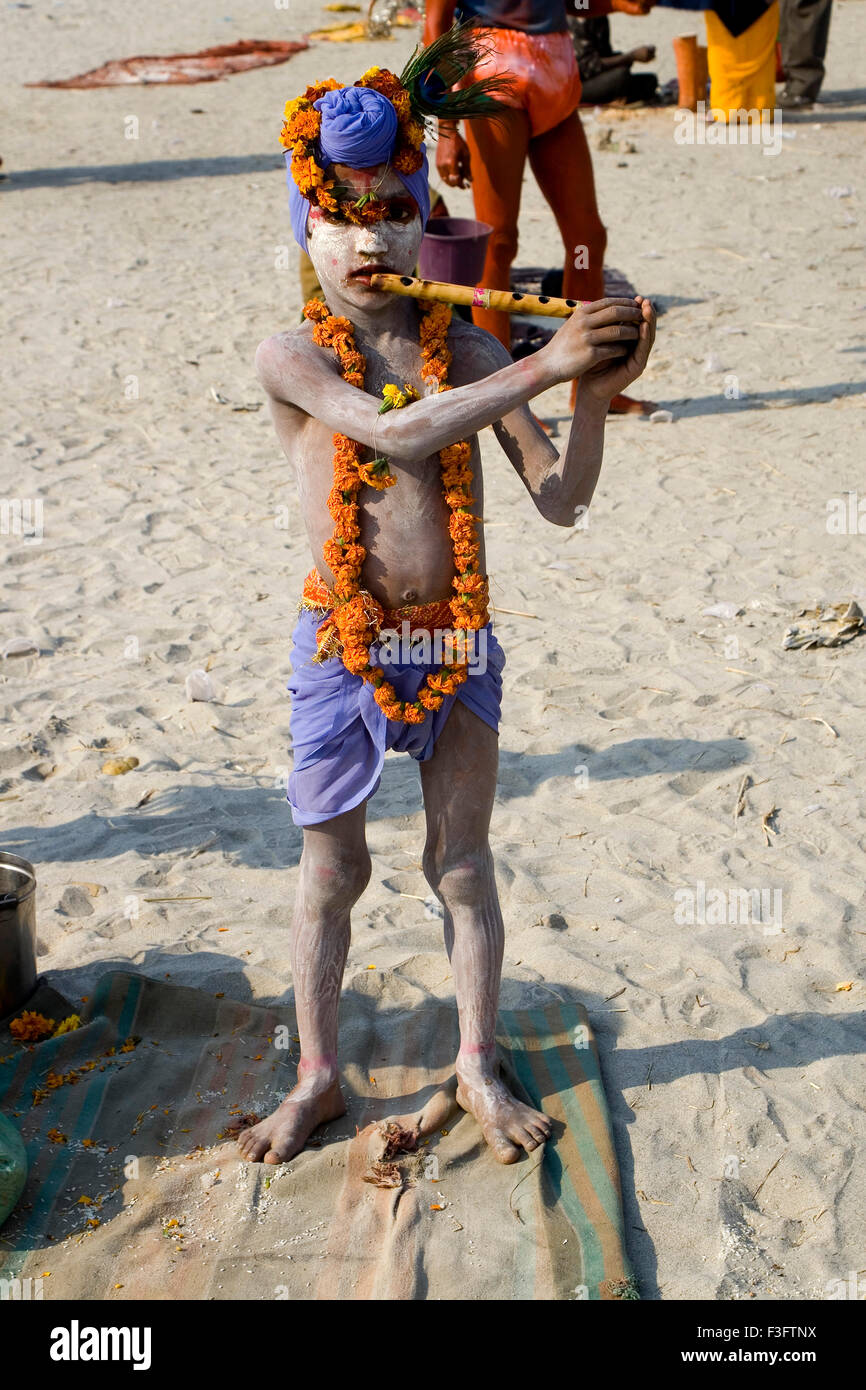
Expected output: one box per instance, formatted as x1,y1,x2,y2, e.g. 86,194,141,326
0,964,636,1300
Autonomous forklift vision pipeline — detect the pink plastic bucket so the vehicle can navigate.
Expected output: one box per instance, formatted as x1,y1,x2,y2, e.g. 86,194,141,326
418,217,492,287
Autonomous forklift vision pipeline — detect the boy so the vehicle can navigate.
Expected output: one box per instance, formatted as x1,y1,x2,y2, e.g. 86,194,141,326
243,42,655,1166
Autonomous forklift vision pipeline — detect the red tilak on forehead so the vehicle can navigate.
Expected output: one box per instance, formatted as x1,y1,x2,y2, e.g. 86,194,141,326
345,168,378,192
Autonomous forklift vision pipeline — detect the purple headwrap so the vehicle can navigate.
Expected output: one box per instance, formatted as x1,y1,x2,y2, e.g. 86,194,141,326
286,85,430,252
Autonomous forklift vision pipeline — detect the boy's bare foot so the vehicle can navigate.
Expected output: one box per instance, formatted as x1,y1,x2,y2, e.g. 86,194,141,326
236,1067,345,1165
455,1054,552,1164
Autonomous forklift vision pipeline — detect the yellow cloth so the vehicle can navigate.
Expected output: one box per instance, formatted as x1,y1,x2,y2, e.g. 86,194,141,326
704,1,779,116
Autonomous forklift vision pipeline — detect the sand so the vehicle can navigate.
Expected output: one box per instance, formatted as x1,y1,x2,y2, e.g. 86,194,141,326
2,0,864,1300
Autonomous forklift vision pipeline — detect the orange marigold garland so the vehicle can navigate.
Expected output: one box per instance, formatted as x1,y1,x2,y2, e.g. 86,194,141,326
303,297,489,725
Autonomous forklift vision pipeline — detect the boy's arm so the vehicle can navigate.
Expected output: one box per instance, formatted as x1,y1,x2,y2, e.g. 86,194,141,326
488,296,656,526
255,298,645,466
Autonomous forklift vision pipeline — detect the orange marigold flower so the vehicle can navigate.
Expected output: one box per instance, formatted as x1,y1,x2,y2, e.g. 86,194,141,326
450,512,480,541
405,120,426,150
290,109,321,140
375,686,404,717
341,543,366,570
10,1011,55,1041
333,575,358,602
444,487,472,509
323,540,344,571
328,327,353,354
283,95,310,122
294,154,329,194
422,356,450,383
305,77,343,104
359,67,403,100
392,147,424,176
356,198,389,224
304,299,329,324
454,573,487,595
417,685,444,712
343,646,371,675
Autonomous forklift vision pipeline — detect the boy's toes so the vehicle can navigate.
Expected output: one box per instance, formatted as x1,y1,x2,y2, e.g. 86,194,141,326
239,1132,271,1163
491,1130,521,1164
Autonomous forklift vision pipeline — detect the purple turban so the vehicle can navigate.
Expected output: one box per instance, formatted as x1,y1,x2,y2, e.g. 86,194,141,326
286,85,430,251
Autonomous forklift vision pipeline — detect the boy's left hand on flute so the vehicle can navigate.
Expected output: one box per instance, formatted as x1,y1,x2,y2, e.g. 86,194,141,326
577,295,657,405
539,294,656,403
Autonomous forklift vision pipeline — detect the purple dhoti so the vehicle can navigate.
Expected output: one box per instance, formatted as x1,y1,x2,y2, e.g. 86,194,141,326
286,608,505,826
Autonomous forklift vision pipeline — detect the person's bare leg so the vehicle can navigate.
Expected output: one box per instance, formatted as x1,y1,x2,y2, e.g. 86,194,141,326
237,803,370,1163
421,701,552,1163
529,112,656,416
463,107,531,350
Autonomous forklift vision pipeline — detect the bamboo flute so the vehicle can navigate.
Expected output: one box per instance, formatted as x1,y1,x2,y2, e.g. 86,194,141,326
369,272,584,318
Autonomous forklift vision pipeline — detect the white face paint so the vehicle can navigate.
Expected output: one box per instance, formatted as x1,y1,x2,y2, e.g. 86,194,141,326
306,163,423,315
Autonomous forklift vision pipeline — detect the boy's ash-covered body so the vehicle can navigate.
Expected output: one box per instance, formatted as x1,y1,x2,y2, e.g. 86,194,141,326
248,155,655,1167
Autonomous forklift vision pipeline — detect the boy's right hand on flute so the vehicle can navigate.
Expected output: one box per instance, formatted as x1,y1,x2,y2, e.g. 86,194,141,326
541,296,654,397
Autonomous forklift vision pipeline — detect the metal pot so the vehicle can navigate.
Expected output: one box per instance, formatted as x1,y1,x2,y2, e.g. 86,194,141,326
0,852,37,1020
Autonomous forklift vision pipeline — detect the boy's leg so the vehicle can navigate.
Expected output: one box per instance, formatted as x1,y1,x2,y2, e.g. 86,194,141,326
237,802,371,1164
420,700,552,1163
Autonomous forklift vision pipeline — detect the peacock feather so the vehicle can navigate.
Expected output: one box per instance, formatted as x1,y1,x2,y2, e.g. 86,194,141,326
399,21,513,124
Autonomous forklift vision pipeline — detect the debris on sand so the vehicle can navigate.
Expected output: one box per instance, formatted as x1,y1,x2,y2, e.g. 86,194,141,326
782,599,863,650
362,1160,404,1189
379,1121,419,1159
224,1112,260,1136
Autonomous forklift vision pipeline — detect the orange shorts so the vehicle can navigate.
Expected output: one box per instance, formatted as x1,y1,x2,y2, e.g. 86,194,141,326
460,27,583,138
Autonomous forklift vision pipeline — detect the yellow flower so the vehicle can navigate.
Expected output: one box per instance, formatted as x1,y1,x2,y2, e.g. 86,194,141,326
53,1015,81,1036
378,382,420,413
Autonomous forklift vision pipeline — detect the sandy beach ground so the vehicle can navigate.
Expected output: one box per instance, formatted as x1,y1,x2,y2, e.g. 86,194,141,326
2,0,865,1300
